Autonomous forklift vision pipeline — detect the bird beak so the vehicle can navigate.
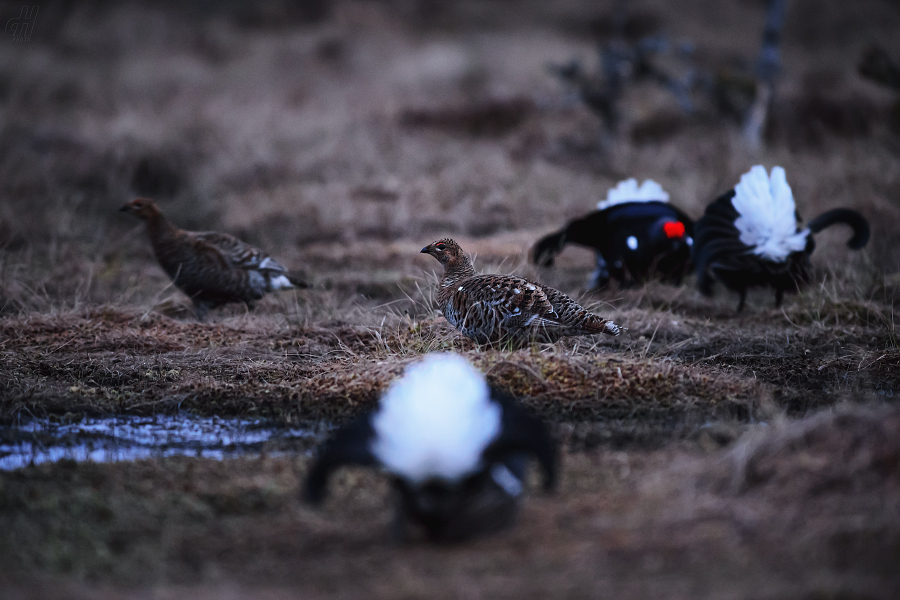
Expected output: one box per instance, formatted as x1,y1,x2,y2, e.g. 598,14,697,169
420,246,430,254
119,204,131,212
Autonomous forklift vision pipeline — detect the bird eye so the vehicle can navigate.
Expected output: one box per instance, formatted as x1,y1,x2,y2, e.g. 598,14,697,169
435,243,446,251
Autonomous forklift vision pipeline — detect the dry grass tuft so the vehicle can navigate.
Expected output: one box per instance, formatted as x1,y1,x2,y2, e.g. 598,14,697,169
727,402,900,494
0,306,762,428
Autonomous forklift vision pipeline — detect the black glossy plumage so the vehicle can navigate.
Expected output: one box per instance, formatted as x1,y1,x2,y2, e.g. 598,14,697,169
531,201,694,288
304,389,557,543
808,209,870,248
693,191,870,311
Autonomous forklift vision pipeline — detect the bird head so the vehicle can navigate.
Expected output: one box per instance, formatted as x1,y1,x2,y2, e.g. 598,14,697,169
119,198,161,220
420,238,463,266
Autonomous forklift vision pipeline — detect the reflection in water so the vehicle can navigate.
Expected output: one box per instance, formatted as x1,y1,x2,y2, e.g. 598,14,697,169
0,414,322,470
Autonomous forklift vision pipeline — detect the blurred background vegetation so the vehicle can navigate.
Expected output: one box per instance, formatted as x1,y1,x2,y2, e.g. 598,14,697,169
1,0,898,315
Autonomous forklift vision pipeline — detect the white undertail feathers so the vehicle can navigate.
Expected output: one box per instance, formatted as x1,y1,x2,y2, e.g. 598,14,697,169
268,275,294,290
597,178,670,210
370,354,501,483
732,166,809,261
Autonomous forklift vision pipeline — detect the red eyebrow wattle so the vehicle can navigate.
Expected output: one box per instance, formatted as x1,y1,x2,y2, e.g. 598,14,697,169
663,221,686,239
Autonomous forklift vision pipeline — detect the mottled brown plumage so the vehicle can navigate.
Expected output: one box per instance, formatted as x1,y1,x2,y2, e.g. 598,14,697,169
420,238,621,345
120,198,307,320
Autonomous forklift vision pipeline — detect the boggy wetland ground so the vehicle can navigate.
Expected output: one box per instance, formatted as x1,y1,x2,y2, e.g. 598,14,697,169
1,0,900,598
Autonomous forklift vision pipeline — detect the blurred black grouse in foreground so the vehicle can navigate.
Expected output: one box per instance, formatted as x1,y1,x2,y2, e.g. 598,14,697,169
531,179,694,289
694,165,869,312
304,354,557,543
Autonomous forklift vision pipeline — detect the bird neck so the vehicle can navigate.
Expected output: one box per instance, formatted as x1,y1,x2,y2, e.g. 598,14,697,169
144,211,181,246
440,255,475,287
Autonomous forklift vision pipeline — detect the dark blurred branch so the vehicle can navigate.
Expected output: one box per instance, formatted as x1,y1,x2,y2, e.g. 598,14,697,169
550,35,696,134
858,45,900,134
551,0,791,149
858,45,900,91
756,0,786,84
744,0,787,149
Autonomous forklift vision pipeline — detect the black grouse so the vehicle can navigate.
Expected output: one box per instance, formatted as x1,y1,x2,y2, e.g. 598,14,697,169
120,198,307,320
421,238,621,345
531,178,694,289
693,165,869,311
304,353,557,542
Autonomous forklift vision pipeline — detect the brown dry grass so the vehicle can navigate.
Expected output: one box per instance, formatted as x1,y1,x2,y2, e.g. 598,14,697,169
1,0,900,597
0,305,762,430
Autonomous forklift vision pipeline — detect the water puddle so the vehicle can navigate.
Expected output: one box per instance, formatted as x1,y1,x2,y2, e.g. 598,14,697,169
0,414,324,470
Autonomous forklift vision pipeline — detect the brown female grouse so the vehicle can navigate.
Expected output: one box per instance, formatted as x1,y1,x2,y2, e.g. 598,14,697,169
120,198,307,320
421,238,621,345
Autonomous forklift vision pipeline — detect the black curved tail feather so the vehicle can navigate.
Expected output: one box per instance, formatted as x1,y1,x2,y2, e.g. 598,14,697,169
288,274,311,289
807,209,870,250
531,230,568,267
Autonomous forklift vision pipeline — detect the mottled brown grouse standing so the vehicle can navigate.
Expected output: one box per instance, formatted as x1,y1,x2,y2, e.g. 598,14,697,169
421,238,621,345
120,198,307,320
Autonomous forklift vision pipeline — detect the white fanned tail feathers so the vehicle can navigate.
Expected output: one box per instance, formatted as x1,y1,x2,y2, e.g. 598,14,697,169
732,166,809,261
370,354,501,483
597,178,670,211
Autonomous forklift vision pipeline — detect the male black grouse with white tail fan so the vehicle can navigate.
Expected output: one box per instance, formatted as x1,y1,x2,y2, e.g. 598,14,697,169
531,179,694,289
304,354,557,542
694,165,869,311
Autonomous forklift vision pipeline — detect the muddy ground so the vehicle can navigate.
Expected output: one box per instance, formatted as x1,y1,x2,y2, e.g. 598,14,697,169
1,0,900,598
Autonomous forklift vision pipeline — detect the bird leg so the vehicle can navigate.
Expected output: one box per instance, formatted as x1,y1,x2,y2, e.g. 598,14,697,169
589,253,610,290
193,300,211,322
774,287,784,308
736,289,747,313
